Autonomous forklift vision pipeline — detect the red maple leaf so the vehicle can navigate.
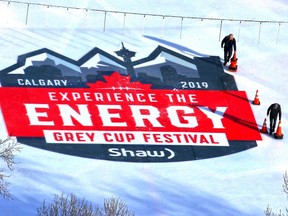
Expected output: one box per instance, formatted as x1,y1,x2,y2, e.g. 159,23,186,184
87,71,151,90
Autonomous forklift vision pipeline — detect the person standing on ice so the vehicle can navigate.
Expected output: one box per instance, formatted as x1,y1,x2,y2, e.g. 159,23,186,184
221,34,236,66
267,103,282,135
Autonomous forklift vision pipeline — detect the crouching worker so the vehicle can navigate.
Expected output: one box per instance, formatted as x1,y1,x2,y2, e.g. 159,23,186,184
267,103,282,135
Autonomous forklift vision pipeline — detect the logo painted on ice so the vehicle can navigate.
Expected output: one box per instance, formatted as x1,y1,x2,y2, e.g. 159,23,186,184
109,148,175,160
0,43,261,162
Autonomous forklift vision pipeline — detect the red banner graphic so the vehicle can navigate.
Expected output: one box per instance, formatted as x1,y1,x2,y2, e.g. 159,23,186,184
0,72,261,145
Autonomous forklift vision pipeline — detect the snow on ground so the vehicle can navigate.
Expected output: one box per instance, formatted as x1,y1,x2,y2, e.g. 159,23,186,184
0,0,288,215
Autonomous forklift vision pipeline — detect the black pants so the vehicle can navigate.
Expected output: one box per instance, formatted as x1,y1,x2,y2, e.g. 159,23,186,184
269,116,277,134
224,49,232,64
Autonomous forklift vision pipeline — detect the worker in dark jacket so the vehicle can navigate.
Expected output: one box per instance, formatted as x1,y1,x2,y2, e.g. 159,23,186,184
267,103,282,135
221,34,237,66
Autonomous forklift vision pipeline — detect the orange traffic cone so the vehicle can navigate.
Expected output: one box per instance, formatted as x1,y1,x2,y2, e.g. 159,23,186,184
229,52,238,72
274,120,284,139
252,90,260,105
260,118,268,133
